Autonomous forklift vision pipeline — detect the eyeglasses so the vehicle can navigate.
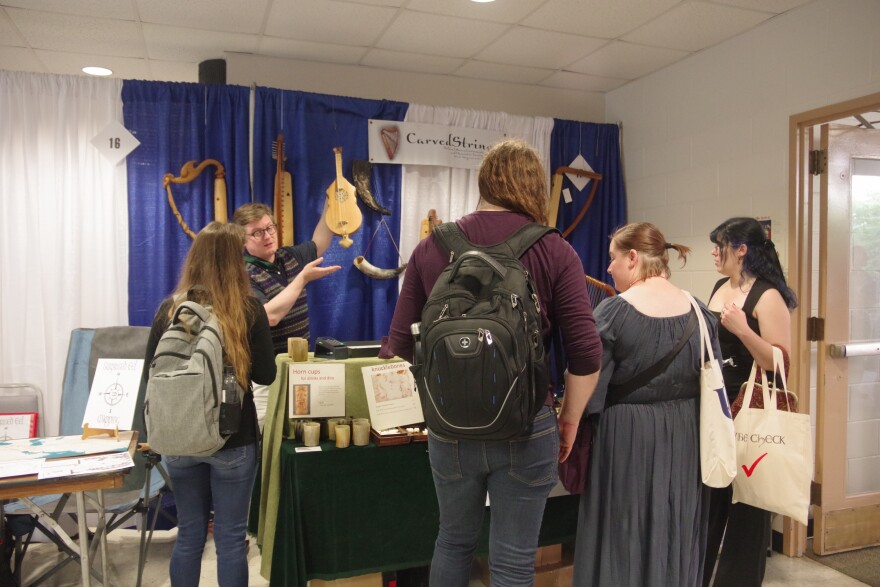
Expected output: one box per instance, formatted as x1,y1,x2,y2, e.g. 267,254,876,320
248,224,276,240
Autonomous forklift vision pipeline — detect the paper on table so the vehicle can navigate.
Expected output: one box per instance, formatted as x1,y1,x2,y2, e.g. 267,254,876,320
294,446,322,453
38,451,134,480
0,459,44,479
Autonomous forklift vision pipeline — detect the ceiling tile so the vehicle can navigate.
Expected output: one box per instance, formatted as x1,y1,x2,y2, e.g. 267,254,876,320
143,24,259,62
404,0,547,24
540,70,628,92
361,49,463,75
0,46,45,72
136,0,270,35
266,0,397,46
476,26,607,69
622,2,771,52
1,0,136,20
454,60,553,85
258,36,368,66
376,11,508,58
149,59,199,82
568,41,689,80
344,0,406,6
0,10,27,47
523,0,681,39
6,8,145,58
708,0,813,14
34,49,150,78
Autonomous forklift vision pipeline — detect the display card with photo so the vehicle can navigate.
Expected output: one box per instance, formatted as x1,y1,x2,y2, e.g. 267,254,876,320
361,361,424,431
288,363,346,418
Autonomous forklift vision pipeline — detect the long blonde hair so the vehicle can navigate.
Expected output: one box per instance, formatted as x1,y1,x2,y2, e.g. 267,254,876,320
170,222,254,388
478,139,548,225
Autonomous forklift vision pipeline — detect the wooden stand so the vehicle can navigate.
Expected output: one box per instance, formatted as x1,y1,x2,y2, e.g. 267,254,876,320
81,423,119,441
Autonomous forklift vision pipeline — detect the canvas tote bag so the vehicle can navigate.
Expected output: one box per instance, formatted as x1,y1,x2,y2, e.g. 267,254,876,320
684,292,737,488
732,346,813,525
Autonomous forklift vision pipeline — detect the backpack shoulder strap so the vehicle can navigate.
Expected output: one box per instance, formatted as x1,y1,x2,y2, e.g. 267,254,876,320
433,222,474,260
504,223,558,259
434,221,558,261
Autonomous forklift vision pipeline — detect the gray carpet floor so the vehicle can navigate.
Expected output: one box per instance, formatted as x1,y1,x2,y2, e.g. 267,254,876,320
16,529,872,586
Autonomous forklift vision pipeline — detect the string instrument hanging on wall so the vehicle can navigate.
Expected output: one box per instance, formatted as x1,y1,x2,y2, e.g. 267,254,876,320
163,159,227,239
273,134,294,246
419,208,442,240
325,147,362,248
547,166,603,238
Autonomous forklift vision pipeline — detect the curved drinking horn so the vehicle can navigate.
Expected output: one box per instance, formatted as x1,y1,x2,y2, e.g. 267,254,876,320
354,256,407,280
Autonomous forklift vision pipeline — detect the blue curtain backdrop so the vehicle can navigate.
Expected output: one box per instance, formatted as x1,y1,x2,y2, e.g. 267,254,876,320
549,120,626,285
253,88,408,345
123,81,251,326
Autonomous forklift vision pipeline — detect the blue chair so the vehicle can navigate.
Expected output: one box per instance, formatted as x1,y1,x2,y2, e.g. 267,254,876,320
3,327,175,586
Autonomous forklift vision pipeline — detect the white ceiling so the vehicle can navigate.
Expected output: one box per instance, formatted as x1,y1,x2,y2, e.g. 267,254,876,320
0,0,814,93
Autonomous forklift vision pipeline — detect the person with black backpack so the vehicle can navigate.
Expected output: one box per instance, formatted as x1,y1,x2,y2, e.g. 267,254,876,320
381,139,602,586
141,222,276,587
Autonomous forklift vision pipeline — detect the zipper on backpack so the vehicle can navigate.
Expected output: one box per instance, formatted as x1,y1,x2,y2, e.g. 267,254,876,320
477,328,494,346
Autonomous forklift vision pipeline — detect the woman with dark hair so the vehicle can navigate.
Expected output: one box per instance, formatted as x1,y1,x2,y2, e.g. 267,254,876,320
142,222,276,586
703,216,797,587
573,222,717,586
381,139,602,586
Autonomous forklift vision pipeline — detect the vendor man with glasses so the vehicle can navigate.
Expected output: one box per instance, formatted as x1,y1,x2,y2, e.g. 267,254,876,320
233,202,340,426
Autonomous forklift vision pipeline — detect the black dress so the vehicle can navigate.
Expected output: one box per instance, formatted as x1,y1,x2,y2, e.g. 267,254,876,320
703,278,775,587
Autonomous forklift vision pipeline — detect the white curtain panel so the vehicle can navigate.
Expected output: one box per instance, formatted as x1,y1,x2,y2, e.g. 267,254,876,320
0,71,128,435
398,105,554,270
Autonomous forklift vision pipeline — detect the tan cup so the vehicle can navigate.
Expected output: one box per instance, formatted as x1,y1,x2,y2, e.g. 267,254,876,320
288,337,309,362
302,422,320,447
352,419,371,446
335,424,351,448
327,417,346,441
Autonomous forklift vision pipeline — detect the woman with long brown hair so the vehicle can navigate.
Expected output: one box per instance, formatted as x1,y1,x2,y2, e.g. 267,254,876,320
142,222,276,586
382,139,602,586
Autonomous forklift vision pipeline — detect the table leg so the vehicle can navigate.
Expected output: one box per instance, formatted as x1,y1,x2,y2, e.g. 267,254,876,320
75,491,91,586
97,490,108,584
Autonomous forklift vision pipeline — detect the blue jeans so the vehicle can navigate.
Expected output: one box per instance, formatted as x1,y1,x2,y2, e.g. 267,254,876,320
164,443,257,587
428,406,559,587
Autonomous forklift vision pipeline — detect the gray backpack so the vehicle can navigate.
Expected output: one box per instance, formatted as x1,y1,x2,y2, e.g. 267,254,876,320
145,300,230,456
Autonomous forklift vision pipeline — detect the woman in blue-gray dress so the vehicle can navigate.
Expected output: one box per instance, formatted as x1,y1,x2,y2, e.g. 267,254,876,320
573,222,719,587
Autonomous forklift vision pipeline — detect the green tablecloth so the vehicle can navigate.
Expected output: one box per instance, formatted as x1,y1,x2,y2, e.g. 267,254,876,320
253,353,580,585
254,353,401,580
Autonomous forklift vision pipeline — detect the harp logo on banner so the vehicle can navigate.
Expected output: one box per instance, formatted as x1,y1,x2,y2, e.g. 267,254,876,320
368,119,505,170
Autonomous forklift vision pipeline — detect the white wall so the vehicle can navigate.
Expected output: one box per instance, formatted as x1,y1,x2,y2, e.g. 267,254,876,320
225,52,605,122
605,0,880,297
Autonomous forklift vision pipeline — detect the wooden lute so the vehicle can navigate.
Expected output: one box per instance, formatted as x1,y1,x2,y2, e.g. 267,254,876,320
325,147,362,248
273,134,294,246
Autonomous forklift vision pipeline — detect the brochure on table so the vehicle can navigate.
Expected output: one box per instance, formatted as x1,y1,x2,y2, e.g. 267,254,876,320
288,363,346,418
82,358,143,430
0,412,38,440
361,361,424,431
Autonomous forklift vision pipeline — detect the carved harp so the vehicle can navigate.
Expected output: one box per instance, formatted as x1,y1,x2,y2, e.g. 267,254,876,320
163,159,227,239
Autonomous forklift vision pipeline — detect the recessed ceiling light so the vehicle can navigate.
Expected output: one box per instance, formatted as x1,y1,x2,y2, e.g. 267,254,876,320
471,0,496,3
82,66,112,76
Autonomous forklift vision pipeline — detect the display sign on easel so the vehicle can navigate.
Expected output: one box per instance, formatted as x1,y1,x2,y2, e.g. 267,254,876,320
361,361,424,431
81,358,143,435
288,363,346,418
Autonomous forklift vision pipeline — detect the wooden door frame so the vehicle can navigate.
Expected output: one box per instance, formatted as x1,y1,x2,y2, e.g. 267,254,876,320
787,92,880,556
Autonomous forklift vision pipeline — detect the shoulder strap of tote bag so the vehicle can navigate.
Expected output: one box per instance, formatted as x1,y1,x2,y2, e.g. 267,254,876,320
683,291,714,366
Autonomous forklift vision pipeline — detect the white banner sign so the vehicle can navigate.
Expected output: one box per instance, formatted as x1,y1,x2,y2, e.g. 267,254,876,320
368,119,506,170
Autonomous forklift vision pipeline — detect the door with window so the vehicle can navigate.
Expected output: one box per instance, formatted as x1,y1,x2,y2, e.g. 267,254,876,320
812,123,880,554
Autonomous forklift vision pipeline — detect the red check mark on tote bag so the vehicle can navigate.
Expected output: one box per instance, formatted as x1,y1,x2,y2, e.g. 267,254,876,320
742,453,768,477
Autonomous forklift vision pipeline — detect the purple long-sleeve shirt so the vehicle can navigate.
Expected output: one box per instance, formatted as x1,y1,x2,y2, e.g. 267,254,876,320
381,210,602,383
